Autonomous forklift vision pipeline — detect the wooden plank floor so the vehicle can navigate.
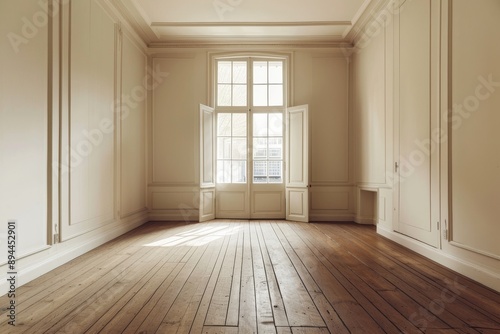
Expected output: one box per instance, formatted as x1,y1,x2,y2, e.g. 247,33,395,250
1,221,500,334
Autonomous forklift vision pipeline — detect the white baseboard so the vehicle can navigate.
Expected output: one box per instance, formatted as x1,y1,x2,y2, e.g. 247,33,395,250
0,214,147,295
149,211,358,224
377,225,500,292
310,213,355,222
149,209,199,222
355,215,376,225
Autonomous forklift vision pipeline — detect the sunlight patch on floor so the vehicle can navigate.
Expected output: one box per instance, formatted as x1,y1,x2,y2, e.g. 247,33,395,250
143,224,241,247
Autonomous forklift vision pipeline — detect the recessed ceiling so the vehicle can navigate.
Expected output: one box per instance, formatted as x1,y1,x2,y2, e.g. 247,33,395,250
117,0,374,45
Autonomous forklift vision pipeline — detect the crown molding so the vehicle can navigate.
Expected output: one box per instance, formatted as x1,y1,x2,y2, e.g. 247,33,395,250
148,36,353,49
147,39,354,51
110,0,158,43
150,21,352,28
98,0,148,50
110,0,383,50
344,0,393,44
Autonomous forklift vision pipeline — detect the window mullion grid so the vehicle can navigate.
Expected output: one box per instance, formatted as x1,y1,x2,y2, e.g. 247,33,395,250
230,62,234,107
223,135,231,183
267,61,270,107
215,57,286,185
234,135,246,185
269,134,282,184
248,58,253,185
248,57,253,110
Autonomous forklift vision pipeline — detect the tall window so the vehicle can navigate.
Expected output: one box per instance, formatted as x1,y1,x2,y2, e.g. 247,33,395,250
215,57,286,184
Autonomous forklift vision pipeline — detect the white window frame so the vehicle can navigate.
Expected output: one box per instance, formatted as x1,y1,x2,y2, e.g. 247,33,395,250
210,52,292,185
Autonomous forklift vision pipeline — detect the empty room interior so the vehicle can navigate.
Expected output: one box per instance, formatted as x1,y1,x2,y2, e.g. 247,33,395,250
1,0,500,333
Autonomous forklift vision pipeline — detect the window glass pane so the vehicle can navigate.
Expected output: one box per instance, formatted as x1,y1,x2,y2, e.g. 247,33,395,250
253,61,267,84
268,113,283,136
253,85,267,107
218,61,231,83
227,160,233,183
233,61,247,84
269,85,283,106
268,161,282,183
269,61,283,84
217,160,232,183
217,137,231,159
268,138,282,159
232,161,246,183
218,113,231,136
253,161,267,183
217,161,223,183
217,112,248,185
232,113,247,136
253,138,268,159
232,84,247,106
218,84,231,106
232,138,247,159
253,113,268,137
251,113,283,184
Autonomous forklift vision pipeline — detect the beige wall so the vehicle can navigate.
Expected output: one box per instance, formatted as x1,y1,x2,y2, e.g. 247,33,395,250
0,0,49,259
352,0,500,291
448,0,500,261
294,52,354,221
64,0,116,238
120,33,148,218
351,26,394,227
0,0,148,294
352,32,387,186
147,50,353,221
148,53,207,221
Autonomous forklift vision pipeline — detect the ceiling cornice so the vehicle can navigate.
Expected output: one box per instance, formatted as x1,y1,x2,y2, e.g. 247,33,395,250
111,0,158,42
147,40,354,51
150,21,352,28
344,0,393,43
112,0,383,49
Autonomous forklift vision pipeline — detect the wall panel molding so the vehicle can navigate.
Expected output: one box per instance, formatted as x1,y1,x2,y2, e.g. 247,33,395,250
447,0,500,260
310,186,355,221
60,0,120,241
150,56,199,186
309,55,350,185
148,186,199,222
251,191,285,218
120,30,148,218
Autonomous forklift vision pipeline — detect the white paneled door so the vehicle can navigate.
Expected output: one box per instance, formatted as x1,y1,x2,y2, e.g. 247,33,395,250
204,57,309,221
286,105,309,222
393,0,440,247
200,105,310,221
212,107,309,220
199,104,216,222
214,112,286,219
